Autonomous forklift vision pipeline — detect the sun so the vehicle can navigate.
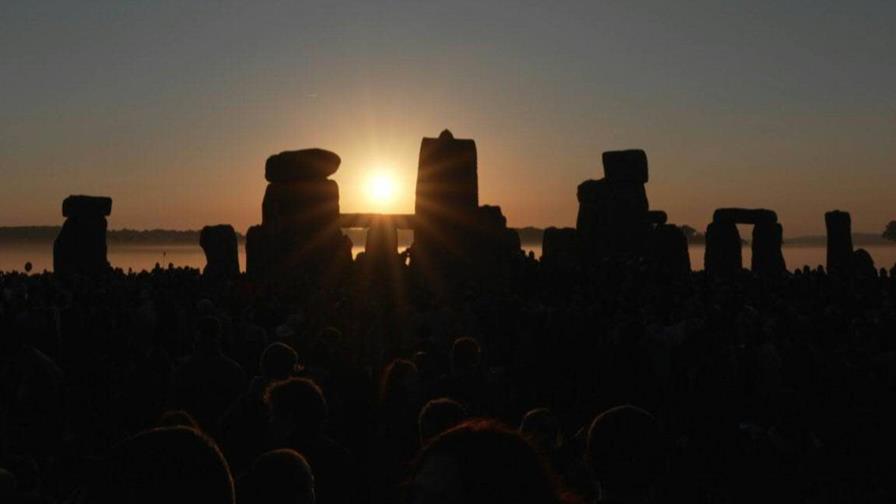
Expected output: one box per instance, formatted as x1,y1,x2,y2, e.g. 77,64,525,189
365,170,399,207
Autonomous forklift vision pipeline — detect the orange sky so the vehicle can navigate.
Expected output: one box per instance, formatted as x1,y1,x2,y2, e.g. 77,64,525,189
1,2,894,236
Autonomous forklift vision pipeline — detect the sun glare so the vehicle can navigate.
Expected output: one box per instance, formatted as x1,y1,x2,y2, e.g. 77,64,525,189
366,170,398,208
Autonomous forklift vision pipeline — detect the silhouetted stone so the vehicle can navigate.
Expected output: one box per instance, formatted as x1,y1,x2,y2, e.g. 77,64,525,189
264,149,341,182
649,224,690,276
262,179,340,228
752,222,786,276
576,177,649,258
825,210,853,274
472,205,521,265
411,130,481,273
54,195,111,277
541,227,577,265
704,221,741,276
646,210,668,225
853,248,876,278
248,146,352,281
200,225,239,279
415,129,478,217
364,215,399,264
713,208,777,225
602,149,648,184
62,195,112,218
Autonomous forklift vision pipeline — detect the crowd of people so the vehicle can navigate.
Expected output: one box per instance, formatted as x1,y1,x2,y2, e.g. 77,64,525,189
2,253,896,503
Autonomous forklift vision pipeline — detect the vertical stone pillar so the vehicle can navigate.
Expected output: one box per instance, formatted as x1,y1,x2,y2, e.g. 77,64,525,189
54,195,112,277
825,210,853,274
752,222,786,276
200,224,239,279
704,221,742,276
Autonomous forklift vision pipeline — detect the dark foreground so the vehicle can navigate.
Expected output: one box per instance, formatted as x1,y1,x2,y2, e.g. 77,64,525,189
2,259,896,504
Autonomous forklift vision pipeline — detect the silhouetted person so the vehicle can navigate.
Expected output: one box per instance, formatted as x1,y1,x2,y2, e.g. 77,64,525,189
371,358,421,501
266,377,356,504
408,419,574,504
237,449,315,504
438,337,487,414
171,316,247,436
587,405,663,504
418,397,468,446
77,426,234,504
222,342,300,475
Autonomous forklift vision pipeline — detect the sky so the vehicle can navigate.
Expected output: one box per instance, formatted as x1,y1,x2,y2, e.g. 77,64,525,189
1,0,894,236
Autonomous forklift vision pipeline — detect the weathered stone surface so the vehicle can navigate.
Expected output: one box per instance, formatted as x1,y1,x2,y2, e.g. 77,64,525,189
649,224,691,276
751,222,786,276
602,149,648,184
825,210,853,274
199,225,239,279
54,216,110,277
264,148,341,183
704,221,742,276
541,227,577,265
415,129,478,217
62,195,112,218
713,208,777,225
262,180,340,227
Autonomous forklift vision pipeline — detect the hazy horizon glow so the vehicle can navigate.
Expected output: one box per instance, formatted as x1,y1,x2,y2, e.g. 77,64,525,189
2,1,894,236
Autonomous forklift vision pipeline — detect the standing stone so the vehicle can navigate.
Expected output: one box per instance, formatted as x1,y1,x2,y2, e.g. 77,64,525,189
541,227,577,266
852,248,877,278
415,129,478,216
364,215,399,265
649,224,691,276
575,149,652,261
704,221,742,276
825,210,853,274
54,195,112,277
411,130,480,270
200,225,239,279
246,148,350,279
471,205,521,267
602,149,648,184
752,222,786,276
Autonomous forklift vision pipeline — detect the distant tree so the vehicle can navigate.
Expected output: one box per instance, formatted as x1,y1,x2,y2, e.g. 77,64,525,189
884,221,896,242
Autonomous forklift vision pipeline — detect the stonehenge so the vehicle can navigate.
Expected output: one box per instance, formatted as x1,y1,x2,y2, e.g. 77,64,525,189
541,227,577,266
410,130,519,274
246,148,351,279
705,208,785,277
575,148,689,274
54,195,112,277
825,210,853,274
200,224,239,279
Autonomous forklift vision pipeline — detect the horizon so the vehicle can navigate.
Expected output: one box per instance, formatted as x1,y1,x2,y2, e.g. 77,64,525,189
2,2,895,236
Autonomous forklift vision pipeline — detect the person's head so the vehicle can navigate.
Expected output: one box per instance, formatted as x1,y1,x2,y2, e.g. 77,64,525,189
380,358,418,404
81,426,234,504
520,408,564,455
195,316,222,354
157,410,200,430
260,342,299,380
265,378,328,442
587,405,663,502
410,419,566,504
418,398,467,445
449,337,481,376
241,449,315,504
